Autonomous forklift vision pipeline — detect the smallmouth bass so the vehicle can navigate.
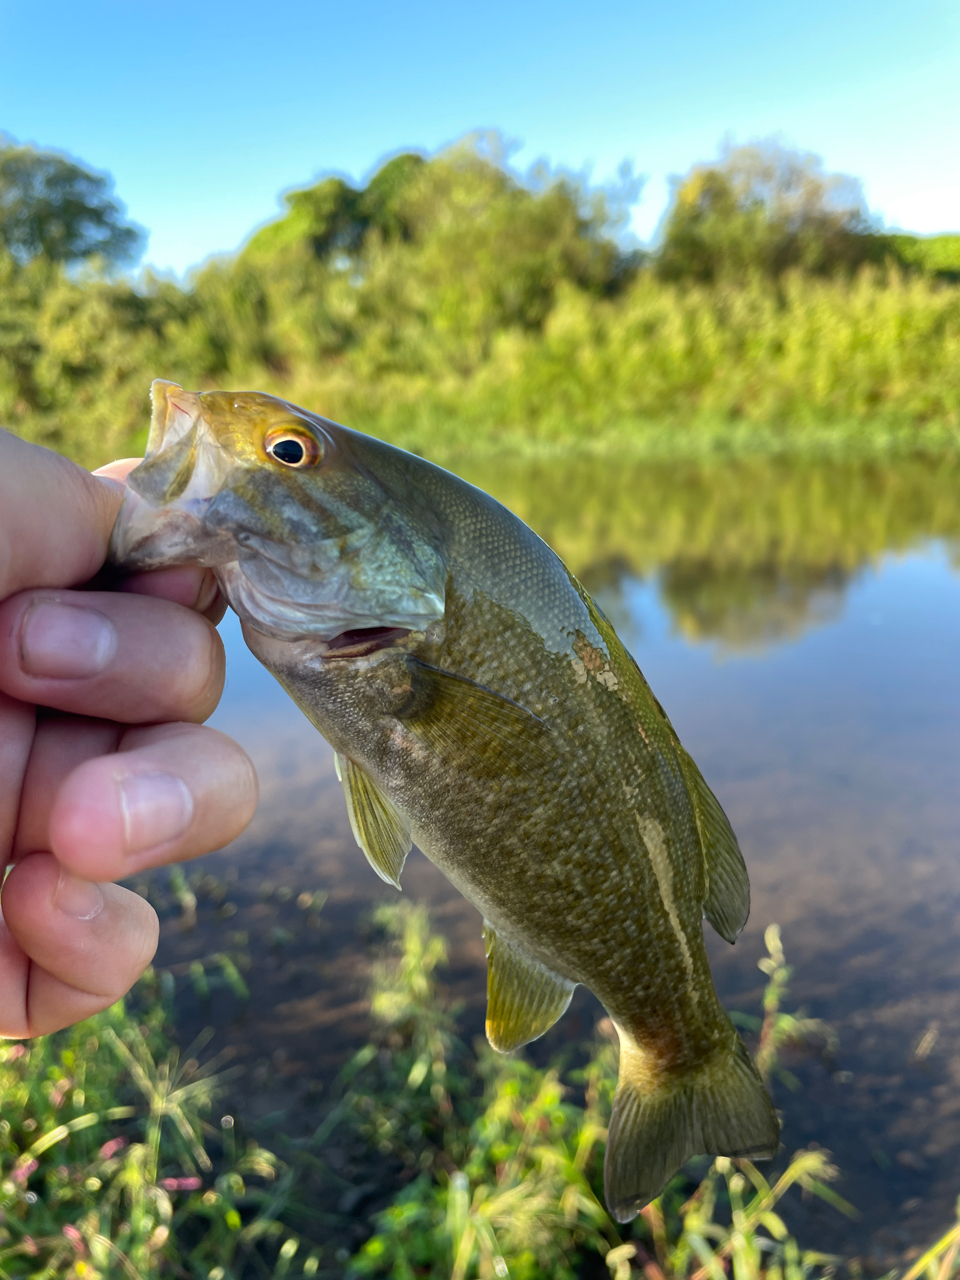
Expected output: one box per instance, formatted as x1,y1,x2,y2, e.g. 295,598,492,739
110,380,779,1220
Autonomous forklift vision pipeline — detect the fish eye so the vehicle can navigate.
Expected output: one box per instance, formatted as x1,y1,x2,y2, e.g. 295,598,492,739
264,428,321,469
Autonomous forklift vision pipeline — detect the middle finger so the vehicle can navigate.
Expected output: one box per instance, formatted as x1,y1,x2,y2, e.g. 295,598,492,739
0,589,225,725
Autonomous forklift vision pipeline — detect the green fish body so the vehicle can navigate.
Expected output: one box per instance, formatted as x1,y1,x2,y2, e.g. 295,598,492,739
111,381,779,1220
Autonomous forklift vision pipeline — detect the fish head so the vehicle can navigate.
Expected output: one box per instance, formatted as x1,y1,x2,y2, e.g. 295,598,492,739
110,380,447,648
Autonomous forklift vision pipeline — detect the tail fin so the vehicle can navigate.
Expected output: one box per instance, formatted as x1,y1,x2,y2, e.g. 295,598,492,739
604,1027,779,1223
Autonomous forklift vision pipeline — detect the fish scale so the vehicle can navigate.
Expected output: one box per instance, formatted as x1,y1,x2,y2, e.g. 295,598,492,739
110,379,780,1221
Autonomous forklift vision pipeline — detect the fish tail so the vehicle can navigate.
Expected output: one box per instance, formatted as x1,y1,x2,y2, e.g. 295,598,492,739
604,1024,780,1223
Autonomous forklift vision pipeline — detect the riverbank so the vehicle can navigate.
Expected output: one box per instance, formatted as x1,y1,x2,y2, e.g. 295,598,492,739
4,260,960,470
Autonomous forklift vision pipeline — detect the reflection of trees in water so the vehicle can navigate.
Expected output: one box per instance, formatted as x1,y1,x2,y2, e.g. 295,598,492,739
457,453,960,647
657,559,848,649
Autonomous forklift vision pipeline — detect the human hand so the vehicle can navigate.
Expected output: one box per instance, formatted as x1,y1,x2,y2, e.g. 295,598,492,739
0,430,257,1036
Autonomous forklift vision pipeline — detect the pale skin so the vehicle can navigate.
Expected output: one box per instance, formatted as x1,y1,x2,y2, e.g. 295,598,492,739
0,430,258,1037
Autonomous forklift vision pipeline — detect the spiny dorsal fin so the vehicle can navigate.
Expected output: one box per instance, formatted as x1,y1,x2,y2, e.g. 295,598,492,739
335,753,411,890
404,661,547,778
676,748,749,943
483,923,576,1053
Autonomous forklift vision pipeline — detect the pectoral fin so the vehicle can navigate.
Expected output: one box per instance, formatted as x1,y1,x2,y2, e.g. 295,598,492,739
676,748,749,944
404,661,547,777
335,754,412,889
483,923,576,1052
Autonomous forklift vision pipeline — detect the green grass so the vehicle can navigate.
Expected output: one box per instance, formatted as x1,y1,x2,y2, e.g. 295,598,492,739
0,980,302,1279
5,900,960,1278
342,911,854,1280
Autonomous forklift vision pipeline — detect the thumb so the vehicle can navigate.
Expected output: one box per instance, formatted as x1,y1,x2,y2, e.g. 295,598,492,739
0,431,123,600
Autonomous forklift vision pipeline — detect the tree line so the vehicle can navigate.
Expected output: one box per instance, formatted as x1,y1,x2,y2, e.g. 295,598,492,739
1,131,958,467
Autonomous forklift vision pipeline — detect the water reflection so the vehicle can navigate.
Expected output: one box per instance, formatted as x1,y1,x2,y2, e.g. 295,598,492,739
150,454,960,1257
458,453,960,649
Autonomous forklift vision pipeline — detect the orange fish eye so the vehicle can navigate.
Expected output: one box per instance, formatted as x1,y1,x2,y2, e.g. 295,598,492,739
263,428,322,469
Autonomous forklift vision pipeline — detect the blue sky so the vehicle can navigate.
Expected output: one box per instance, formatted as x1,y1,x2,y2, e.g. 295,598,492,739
1,0,957,276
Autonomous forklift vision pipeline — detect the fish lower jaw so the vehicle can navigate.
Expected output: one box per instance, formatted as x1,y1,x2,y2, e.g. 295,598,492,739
318,626,415,659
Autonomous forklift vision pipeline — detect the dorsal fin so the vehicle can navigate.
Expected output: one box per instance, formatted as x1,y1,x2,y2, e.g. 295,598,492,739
402,661,548,777
483,923,576,1052
676,748,749,943
335,753,412,890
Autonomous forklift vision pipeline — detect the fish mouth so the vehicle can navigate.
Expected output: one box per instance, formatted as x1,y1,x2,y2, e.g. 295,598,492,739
321,626,413,659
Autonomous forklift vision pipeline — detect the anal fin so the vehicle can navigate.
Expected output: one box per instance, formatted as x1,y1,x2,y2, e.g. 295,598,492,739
335,753,412,890
483,923,576,1052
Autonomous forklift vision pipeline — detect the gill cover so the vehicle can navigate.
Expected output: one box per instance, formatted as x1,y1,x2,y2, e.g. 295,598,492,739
110,380,447,642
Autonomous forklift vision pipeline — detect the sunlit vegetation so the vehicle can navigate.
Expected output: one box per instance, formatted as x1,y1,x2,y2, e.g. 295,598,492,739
891,234,960,281
344,910,854,1279
1,902,893,1278
1,134,959,469
0,981,295,1278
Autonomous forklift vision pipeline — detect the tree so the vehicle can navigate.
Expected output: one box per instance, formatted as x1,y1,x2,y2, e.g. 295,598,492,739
0,137,144,267
242,152,427,262
656,138,889,281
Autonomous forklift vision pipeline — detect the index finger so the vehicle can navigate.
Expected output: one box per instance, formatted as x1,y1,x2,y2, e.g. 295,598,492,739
93,457,225,621
0,431,123,600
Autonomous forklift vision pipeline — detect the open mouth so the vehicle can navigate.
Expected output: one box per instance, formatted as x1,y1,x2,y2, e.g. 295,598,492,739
322,626,413,658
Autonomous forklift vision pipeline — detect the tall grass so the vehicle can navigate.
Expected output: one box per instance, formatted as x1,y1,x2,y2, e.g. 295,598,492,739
343,909,854,1280
5,904,960,1276
0,979,306,1278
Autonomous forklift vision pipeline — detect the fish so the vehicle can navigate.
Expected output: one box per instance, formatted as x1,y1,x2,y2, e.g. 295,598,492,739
110,379,780,1220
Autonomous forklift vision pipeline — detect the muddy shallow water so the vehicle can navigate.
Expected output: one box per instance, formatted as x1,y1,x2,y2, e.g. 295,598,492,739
148,454,960,1265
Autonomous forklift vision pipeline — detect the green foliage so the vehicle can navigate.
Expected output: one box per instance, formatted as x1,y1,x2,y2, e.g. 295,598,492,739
345,904,616,1279
5,134,959,470
339,903,469,1173
656,138,889,282
891,234,960,281
631,1150,852,1280
243,153,427,261
0,137,143,267
0,981,309,1279
6,900,960,1277
729,925,838,1092
347,905,850,1280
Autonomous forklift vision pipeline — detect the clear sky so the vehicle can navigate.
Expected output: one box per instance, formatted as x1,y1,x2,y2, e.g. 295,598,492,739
1,0,957,276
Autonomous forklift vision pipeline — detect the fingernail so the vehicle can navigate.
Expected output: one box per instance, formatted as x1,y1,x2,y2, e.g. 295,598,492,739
118,773,193,855
195,572,220,615
21,602,117,679
55,871,104,920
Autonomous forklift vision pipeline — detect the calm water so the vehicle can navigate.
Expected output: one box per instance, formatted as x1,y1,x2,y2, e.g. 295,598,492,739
149,454,960,1262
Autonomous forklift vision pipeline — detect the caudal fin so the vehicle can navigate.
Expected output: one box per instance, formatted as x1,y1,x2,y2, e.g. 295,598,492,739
604,1027,779,1223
